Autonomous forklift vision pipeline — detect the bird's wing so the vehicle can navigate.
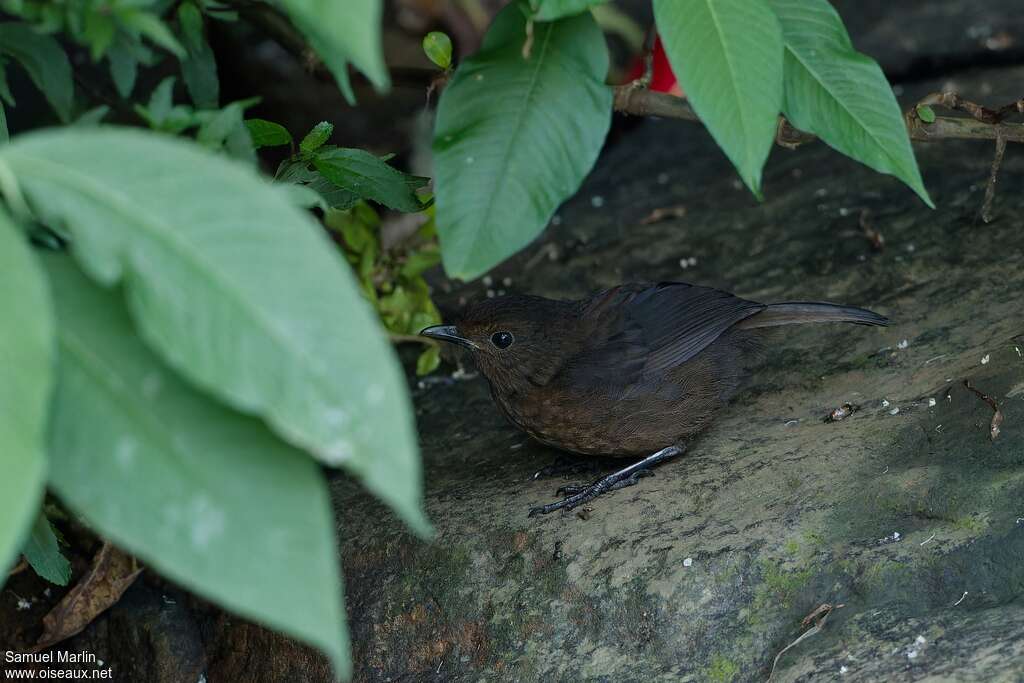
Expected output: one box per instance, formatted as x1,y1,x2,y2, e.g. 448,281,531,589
562,282,765,385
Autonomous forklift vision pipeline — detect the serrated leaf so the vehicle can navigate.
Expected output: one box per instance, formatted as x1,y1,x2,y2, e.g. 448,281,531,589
422,31,452,69
0,209,53,577
278,0,388,102
22,512,70,586
178,2,220,109
246,119,292,148
0,128,429,536
300,121,334,155
0,22,74,122
313,148,426,213
40,253,350,677
433,4,612,280
529,0,607,21
768,0,932,207
654,0,782,196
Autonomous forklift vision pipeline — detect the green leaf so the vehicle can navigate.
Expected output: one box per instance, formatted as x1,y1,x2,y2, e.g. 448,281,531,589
653,0,783,196
416,345,441,375
120,9,186,57
422,31,453,69
246,119,293,148
178,2,220,109
0,22,74,122
300,121,334,155
107,38,140,98
528,0,607,21
313,148,426,213
277,0,389,101
0,128,429,536
768,0,933,207
0,210,53,578
41,253,350,677
22,512,70,586
433,4,612,279
0,102,7,144
916,104,936,124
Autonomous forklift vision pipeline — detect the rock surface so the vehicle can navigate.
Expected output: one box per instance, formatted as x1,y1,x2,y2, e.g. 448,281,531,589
334,67,1024,681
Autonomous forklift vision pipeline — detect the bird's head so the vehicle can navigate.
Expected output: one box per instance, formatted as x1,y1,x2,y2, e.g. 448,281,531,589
420,294,576,390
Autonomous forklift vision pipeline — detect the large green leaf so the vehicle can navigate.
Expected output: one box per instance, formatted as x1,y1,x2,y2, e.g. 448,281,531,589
433,4,612,280
277,0,388,103
767,0,933,207
41,253,350,677
22,512,70,586
0,210,53,578
528,0,607,21
653,0,782,196
0,22,73,122
0,128,428,535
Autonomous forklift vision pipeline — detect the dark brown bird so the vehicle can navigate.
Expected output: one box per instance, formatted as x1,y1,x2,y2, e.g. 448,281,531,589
421,282,887,515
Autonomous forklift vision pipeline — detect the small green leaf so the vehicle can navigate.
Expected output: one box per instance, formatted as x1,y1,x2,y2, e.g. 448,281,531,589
0,22,74,122
120,10,186,57
246,119,293,148
654,0,783,196
529,0,607,21
41,253,350,677
422,31,453,69
416,345,441,375
178,2,220,109
277,0,389,101
768,0,933,207
72,106,110,127
22,512,70,586
0,209,53,577
313,148,426,212
0,128,428,536
0,102,7,144
107,38,140,98
916,104,936,124
300,121,334,155
433,4,612,279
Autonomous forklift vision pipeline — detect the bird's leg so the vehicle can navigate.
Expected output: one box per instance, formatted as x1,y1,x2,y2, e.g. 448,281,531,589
528,445,685,517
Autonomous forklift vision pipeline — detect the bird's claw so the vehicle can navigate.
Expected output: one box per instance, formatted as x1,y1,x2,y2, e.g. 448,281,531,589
529,470,657,517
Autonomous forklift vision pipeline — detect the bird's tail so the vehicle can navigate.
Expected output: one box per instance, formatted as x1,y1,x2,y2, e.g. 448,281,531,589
735,301,888,329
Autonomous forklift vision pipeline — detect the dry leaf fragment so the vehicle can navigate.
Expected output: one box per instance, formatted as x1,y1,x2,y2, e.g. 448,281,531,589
639,205,687,225
963,379,1004,441
824,403,856,422
34,543,142,651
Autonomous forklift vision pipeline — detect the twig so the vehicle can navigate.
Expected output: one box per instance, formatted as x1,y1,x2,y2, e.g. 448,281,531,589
768,603,843,681
963,379,1004,441
859,209,884,251
391,333,435,346
7,559,28,577
613,87,1024,146
981,130,1007,223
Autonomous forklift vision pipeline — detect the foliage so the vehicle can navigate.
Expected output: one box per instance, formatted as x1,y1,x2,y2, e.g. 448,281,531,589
0,0,930,676
432,0,931,278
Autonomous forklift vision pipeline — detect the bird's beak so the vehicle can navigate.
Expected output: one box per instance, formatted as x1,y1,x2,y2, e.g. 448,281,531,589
420,324,476,349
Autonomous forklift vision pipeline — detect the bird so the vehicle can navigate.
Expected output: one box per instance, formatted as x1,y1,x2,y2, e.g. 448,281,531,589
420,281,887,516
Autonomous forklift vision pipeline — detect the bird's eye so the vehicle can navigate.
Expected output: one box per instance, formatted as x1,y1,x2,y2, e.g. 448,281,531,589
490,331,515,349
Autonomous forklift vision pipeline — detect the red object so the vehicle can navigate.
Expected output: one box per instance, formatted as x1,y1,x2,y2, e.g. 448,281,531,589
625,34,683,96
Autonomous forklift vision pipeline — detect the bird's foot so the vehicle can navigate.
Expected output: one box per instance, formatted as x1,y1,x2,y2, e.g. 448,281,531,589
528,445,684,517
555,470,655,497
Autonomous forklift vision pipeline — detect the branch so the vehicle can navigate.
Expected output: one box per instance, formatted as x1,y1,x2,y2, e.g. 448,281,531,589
611,85,1024,146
